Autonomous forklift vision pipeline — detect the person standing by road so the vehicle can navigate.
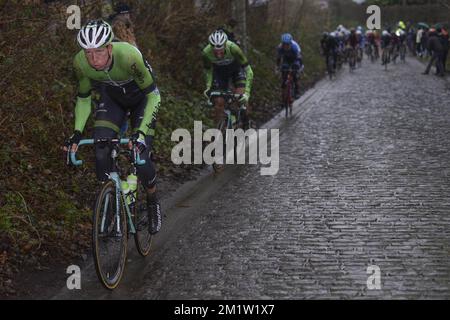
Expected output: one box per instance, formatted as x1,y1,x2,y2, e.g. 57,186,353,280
421,29,429,58
439,27,449,74
110,3,138,47
416,27,424,57
423,28,445,77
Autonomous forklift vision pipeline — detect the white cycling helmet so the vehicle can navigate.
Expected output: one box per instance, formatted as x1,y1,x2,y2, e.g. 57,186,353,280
77,20,114,49
209,30,228,49
382,30,389,36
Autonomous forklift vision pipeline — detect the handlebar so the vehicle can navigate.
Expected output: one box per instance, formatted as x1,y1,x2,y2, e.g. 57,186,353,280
69,138,146,167
209,91,243,102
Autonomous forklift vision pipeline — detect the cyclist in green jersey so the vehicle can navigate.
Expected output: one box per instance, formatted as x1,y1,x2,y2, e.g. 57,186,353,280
64,20,162,234
202,30,254,129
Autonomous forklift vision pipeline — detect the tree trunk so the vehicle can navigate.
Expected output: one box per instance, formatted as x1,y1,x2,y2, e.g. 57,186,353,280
232,0,248,52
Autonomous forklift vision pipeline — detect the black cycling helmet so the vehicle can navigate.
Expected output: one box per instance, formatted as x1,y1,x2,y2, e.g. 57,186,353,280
115,2,131,14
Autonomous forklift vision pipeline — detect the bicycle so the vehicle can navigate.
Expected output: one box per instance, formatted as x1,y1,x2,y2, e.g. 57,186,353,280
209,91,249,173
69,138,152,290
399,42,407,63
373,44,380,61
326,52,336,80
281,68,296,117
391,45,399,64
336,49,344,70
348,47,357,72
365,43,373,61
357,46,363,67
381,46,390,71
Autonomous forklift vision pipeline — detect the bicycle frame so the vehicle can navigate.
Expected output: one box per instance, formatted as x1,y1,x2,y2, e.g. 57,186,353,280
70,139,146,235
210,91,244,130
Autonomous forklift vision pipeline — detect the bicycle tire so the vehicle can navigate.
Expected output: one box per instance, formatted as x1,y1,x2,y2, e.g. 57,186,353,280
349,51,355,72
283,78,292,118
92,180,128,290
133,182,153,257
327,55,334,80
212,119,227,173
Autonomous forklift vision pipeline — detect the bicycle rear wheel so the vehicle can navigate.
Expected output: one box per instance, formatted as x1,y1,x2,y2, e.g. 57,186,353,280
382,50,388,70
92,180,128,290
283,82,292,117
349,52,355,72
327,55,334,80
133,182,153,257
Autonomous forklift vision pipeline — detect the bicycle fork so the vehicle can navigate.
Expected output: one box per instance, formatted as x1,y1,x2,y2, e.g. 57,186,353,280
104,172,137,236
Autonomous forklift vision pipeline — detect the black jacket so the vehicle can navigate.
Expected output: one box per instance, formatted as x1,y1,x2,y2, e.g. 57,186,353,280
440,34,449,51
428,34,444,53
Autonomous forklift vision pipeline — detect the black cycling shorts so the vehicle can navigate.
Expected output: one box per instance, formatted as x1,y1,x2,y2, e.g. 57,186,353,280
211,61,246,90
93,87,157,189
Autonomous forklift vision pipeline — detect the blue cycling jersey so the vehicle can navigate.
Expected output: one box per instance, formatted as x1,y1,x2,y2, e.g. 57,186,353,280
277,40,302,65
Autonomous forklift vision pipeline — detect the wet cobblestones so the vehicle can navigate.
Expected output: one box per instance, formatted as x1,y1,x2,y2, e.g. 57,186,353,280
136,58,450,299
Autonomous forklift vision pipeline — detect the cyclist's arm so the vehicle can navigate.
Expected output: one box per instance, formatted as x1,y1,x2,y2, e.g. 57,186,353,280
243,64,254,97
73,58,93,133
231,44,254,97
276,47,282,67
202,49,213,89
128,48,161,135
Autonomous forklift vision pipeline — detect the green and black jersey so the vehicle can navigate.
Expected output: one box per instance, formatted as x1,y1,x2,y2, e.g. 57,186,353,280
73,42,161,135
202,40,254,97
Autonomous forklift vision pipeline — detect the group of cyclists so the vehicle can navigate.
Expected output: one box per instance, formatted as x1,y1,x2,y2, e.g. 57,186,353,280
63,17,307,236
320,21,410,74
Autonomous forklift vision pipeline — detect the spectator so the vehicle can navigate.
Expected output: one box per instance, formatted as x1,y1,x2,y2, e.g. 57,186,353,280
416,27,424,57
217,18,241,46
423,28,445,77
421,29,429,58
101,0,114,21
439,27,449,74
110,2,138,47
407,28,415,54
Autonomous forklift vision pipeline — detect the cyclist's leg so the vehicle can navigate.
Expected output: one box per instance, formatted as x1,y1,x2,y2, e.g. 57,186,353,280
280,63,289,102
280,63,290,86
382,46,387,64
292,62,301,97
93,90,127,182
333,50,338,70
130,98,160,234
324,51,329,70
232,64,248,128
130,98,157,188
212,66,229,127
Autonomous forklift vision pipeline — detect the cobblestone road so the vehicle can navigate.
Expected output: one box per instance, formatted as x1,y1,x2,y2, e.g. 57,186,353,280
131,58,450,299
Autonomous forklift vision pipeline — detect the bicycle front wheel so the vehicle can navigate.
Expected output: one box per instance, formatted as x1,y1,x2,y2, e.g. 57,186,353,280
282,81,292,117
327,56,334,80
92,180,128,290
212,119,227,173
